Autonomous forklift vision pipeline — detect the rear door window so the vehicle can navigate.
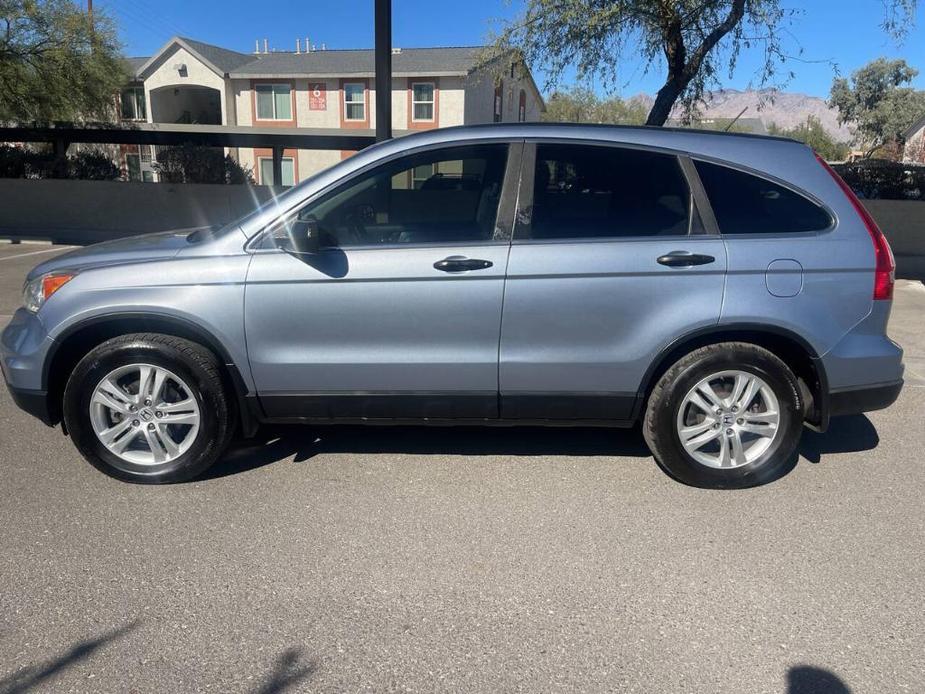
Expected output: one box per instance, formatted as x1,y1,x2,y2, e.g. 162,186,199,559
526,144,693,239
695,160,833,235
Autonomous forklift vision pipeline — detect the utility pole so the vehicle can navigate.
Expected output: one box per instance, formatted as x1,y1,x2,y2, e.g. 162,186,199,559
374,0,392,142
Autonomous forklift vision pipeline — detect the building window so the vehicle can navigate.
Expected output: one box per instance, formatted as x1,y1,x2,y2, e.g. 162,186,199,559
120,87,146,121
343,82,366,121
255,84,292,120
518,90,527,122
411,82,435,122
259,157,295,187
125,153,142,181
493,84,503,123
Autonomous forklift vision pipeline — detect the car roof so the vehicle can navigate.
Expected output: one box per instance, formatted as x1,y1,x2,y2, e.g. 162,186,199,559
410,121,798,146
353,122,815,187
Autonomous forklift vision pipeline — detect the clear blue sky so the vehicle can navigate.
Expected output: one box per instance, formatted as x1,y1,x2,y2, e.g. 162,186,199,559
99,0,925,98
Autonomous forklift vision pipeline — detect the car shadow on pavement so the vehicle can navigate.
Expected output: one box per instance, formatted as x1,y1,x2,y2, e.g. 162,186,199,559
798,414,879,464
787,665,852,693
206,414,880,481
207,424,653,479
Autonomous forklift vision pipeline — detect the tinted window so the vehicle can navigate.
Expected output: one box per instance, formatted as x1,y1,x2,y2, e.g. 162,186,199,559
695,160,832,234
266,145,508,248
527,144,692,239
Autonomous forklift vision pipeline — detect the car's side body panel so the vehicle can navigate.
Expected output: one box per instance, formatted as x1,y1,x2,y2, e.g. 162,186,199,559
244,243,511,419
499,236,728,419
28,252,253,392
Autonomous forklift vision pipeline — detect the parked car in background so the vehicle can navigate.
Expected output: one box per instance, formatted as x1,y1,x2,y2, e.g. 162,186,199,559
1,124,903,488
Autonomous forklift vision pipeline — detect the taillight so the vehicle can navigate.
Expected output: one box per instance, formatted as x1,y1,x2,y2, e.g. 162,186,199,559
816,154,895,300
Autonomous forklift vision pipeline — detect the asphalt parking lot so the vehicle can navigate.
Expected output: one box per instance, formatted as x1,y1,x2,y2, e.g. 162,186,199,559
1,242,924,693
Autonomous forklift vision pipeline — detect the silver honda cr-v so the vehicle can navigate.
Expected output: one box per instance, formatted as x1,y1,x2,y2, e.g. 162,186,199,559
1,124,904,488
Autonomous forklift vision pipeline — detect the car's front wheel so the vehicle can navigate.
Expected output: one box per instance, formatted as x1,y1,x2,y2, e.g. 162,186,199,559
63,333,234,483
643,342,804,488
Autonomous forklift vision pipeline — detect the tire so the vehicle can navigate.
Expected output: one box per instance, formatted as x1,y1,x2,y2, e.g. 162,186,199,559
63,333,235,484
643,342,804,489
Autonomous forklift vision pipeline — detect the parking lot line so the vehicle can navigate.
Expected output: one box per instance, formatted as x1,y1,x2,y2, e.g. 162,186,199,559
0,246,74,262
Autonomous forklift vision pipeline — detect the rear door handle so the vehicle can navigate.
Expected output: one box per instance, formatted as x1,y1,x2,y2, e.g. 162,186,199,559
434,256,493,272
656,251,716,267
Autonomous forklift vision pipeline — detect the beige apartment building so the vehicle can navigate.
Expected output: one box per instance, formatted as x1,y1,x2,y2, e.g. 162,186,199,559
119,36,545,184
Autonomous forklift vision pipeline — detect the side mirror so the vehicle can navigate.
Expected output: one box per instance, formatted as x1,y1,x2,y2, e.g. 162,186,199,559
289,215,322,254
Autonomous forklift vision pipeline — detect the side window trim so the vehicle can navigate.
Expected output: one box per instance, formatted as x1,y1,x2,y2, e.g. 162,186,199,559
678,155,720,236
512,141,536,241
513,140,697,243
249,140,522,252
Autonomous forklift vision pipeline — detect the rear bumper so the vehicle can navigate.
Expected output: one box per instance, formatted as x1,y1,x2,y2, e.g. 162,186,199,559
828,380,904,418
4,383,54,426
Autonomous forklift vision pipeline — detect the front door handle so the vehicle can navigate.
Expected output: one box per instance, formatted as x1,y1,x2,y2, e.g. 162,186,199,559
434,256,493,273
656,251,716,267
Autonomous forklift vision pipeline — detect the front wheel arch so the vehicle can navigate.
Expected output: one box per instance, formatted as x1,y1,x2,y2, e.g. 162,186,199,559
44,313,256,436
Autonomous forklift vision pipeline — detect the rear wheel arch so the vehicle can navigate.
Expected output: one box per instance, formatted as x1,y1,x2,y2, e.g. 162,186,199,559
44,313,255,435
639,325,828,427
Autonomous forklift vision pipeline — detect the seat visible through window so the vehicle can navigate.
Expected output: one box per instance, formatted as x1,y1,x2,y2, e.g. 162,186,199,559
528,144,692,240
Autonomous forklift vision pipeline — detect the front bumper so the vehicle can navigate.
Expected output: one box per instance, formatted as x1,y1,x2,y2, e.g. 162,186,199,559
2,308,56,425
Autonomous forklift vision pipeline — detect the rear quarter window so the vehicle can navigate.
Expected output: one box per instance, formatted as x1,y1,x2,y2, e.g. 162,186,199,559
695,160,833,235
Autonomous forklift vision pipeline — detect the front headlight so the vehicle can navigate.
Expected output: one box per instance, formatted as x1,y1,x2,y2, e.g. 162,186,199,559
23,273,76,313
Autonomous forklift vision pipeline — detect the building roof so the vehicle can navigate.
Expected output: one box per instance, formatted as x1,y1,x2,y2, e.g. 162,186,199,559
178,37,256,73
904,114,925,139
134,37,489,79
125,57,148,79
228,46,486,78
136,36,259,79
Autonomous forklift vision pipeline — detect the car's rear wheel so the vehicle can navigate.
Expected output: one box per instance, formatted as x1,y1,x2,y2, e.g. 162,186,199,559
643,342,804,488
63,333,234,483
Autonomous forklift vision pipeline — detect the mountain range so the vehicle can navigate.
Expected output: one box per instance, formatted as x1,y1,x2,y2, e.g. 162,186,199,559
631,89,853,141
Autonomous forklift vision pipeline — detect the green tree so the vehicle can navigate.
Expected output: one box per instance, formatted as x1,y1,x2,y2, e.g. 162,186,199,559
0,0,127,122
542,87,648,124
829,58,925,159
767,116,850,161
489,1,918,127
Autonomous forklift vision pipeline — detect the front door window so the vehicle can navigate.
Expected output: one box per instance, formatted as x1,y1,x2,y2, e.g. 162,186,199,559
265,144,509,249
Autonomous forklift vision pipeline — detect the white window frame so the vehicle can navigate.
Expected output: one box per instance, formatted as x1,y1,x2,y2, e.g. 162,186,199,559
255,83,293,121
120,86,146,121
258,156,296,187
410,81,436,123
343,82,366,122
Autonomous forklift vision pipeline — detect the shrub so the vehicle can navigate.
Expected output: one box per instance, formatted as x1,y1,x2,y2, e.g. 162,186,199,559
68,149,120,180
832,159,925,200
154,144,254,184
